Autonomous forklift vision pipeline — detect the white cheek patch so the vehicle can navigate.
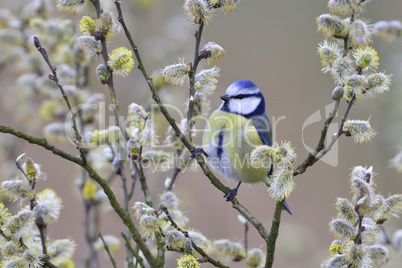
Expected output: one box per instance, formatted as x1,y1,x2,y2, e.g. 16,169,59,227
229,97,261,115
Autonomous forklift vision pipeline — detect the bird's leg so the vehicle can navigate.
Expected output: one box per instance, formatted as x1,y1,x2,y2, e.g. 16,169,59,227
190,148,209,159
224,182,241,202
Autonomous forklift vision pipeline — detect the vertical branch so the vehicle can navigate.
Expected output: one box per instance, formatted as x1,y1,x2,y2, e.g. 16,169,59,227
118,160,135,267
133,161,153,207
90,0,126,138
265,199,285,268
80,169,99,268
128,169,138,200
244,221,249,254
37,223,47,256
155,232,166,268
84,201,99,268
118,161,130,212
99,38,121,117
186,23,205,141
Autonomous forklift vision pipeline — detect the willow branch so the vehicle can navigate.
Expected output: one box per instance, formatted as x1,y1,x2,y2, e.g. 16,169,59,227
0,125,82,165
91,0,127,140
132,161,153,206
0,125,157,267
166,146,184,192
294,96,355,176
98,233,117,268
33,37,86,163
133,118,154,206
293,99,339,175
153,232,165,268
166,164,182,191
187,23,204,140
315,96,355,161
121,233,146,268
83,200,98,267
37,224,47,256
265,199,285,268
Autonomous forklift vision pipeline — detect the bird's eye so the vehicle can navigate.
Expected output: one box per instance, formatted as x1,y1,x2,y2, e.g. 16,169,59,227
236,94,246,99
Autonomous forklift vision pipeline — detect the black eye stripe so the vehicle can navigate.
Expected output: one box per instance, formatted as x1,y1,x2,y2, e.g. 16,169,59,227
234,94,246,99
231,93,260,99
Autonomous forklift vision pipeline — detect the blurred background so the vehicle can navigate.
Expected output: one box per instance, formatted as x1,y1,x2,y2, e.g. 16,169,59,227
1,0,402,267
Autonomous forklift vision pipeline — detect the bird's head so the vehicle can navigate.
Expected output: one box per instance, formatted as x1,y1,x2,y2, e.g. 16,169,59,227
219,80,266,118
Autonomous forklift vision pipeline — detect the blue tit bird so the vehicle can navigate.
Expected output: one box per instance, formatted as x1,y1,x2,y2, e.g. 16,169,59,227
202,80,292,215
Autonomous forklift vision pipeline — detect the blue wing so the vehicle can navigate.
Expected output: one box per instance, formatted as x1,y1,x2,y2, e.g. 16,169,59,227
250,113,272,146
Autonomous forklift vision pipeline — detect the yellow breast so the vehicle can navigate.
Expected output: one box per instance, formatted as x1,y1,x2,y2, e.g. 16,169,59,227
202,110,270,184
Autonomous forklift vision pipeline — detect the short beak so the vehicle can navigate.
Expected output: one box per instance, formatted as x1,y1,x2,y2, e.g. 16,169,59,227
220,95,229,102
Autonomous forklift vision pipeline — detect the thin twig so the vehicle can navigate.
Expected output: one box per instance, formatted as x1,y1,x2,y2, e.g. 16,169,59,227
118,161,130,212
315,96,355,161
186,23,205,141
167,166,181,192
132,117,153,206
98,233,117,268
34,37,87,163
293,99,340,175
121,233,146,268
128,168,138,200
294,96,355,176
117,159,136,266
133,161,153,206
